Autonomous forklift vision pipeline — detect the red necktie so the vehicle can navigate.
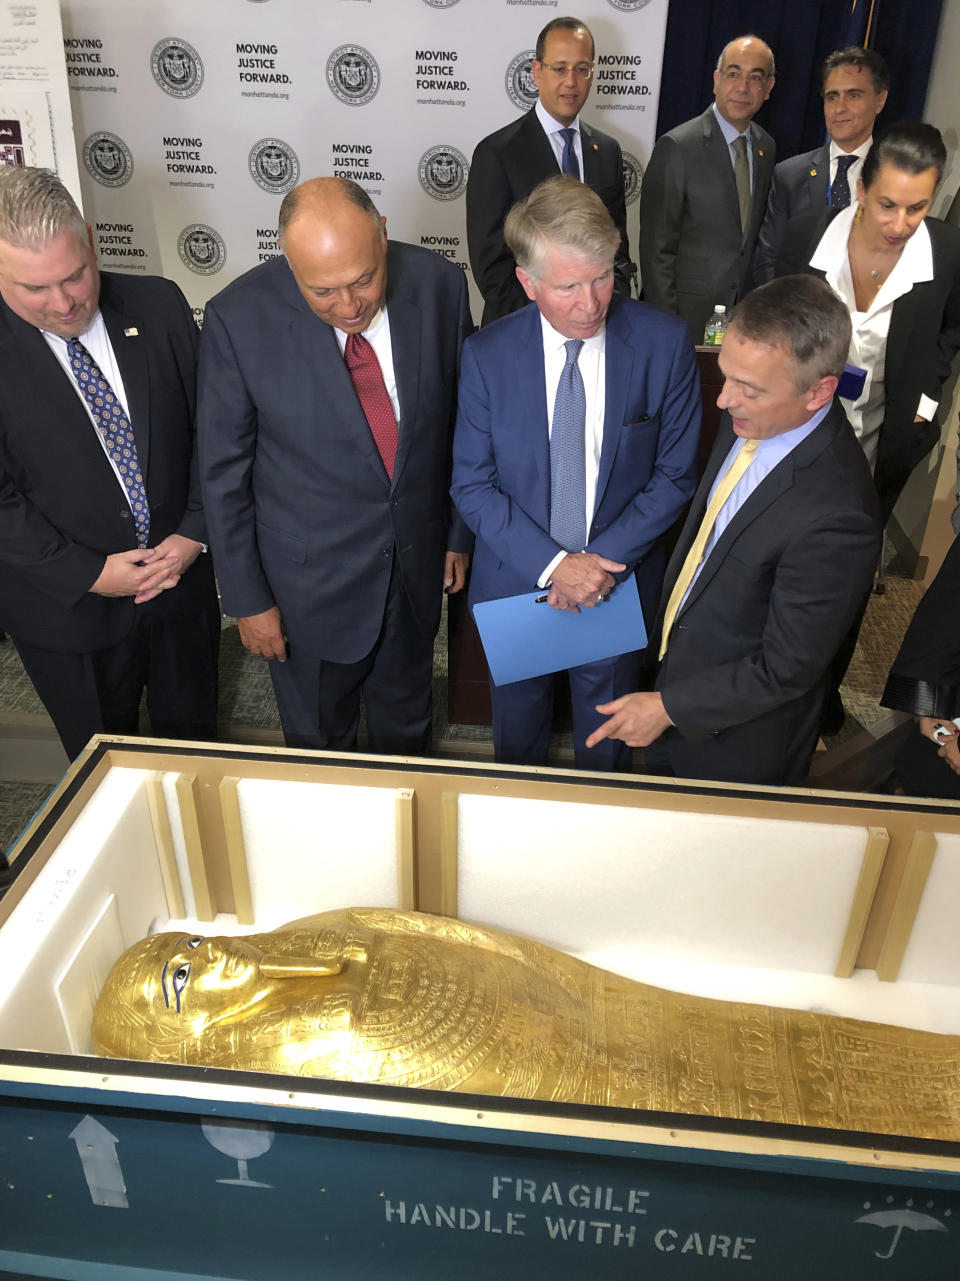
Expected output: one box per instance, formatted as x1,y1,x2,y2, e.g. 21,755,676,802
344,332,398,479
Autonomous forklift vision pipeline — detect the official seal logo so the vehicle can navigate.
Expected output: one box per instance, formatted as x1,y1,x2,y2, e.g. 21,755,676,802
248,138,300,194
151,38,204,99
327,45,380,107
621,150,643,205
418,146,468,201
505,50,538,112
82,132,134,188
178,223,226,275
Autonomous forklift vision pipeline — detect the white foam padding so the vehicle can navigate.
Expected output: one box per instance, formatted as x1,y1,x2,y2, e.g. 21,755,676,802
897,831,960,986
457,794,869,976
0,768,166,1053
54,894,123,1054
235,779,402,926
161,769,197,920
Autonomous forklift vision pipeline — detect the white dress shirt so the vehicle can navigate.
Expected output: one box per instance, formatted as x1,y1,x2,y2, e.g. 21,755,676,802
537,312,606,585
536,98,583,180
810,205,936,472
43,311,138,508
334,305,401,424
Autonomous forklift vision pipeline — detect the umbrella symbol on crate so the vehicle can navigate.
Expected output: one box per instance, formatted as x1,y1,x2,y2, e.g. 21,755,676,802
855,1207,949,1259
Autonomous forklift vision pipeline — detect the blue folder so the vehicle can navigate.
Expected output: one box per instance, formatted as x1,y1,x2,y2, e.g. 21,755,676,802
473,576,647,686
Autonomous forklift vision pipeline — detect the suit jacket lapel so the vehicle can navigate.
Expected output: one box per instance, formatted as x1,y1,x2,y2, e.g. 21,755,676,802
388,294,420,491
521,107,563,173
276,267,391,491
746,127,774,244
810,142,830,204
100,287,151,468
0,304,116,478
678,407,841,617
595,307,631,512
702,110,742,240
884,289,921,393
511,306,550,527
581,121,601,184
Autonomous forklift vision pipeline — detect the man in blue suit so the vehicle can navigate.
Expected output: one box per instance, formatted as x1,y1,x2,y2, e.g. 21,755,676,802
198,178,472,754
452,176,699,771
754,47,888,282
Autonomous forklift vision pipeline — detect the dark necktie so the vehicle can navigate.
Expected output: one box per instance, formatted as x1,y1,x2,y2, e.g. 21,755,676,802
67,336,149,548
830,154,857,209
550,339,587,552
733,134,751,231
344,332,398,480
559,127,579,178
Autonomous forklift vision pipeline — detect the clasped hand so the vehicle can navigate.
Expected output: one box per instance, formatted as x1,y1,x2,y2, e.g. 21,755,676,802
90,535,204,604
547,552,626,611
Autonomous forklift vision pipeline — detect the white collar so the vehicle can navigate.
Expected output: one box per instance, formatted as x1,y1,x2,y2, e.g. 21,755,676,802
536,98,579,137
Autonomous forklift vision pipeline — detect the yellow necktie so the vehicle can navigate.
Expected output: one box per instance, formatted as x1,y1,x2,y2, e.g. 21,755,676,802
659,439,759,660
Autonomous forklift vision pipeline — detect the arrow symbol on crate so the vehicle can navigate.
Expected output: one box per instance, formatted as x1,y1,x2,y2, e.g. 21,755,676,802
69,1115,129,1208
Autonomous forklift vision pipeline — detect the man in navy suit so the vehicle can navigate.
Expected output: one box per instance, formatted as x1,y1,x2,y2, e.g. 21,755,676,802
755,47,888,282
452,176,699,771
467,16,632,326
586,277,881,786
198,178,472,754
0,166,219,761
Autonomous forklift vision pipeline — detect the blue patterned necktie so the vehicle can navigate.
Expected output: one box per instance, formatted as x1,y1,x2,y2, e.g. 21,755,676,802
67,337,150,548
549,338,587,552
830,154,857,209
559,127,579,177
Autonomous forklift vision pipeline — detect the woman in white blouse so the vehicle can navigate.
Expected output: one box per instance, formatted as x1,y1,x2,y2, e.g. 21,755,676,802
776,123,960,521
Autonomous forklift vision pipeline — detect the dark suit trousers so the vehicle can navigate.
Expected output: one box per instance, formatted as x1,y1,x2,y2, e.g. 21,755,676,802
490,651,638,772
15,592,220,761
269,559,434,756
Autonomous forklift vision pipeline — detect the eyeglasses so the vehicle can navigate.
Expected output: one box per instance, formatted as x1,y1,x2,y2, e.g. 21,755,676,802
719,67,769,86
537,61,595,80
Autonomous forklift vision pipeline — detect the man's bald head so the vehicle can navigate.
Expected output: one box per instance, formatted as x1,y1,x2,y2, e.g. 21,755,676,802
278,177,388,333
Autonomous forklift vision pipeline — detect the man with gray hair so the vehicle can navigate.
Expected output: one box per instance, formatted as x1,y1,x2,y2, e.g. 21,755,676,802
587,275,882,786
452,175,699,770
198,176,471,754
640,34,776,342
0,165,219,760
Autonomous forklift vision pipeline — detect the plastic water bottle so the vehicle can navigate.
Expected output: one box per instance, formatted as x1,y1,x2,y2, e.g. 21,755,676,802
703,305,728,345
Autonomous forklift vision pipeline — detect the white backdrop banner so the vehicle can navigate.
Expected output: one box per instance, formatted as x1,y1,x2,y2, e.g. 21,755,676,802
59,0,669,322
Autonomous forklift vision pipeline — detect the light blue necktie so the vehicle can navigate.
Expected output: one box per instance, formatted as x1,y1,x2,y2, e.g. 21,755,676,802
68,337,150,548
560,127,579,178
550,338,586,552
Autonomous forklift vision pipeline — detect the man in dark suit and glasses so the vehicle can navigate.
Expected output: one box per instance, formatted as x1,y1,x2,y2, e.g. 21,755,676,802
639,34,776,343
587,277,882,787
467,16,632,326
0,166,219,761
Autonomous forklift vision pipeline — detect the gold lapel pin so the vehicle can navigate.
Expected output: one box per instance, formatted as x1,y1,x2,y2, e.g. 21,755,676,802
124,327,139,337
592,143,598,151
810,167,818,177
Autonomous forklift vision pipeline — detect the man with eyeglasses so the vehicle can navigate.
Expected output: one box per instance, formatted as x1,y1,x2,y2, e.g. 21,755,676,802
467,16,632,326
640,35,776,343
